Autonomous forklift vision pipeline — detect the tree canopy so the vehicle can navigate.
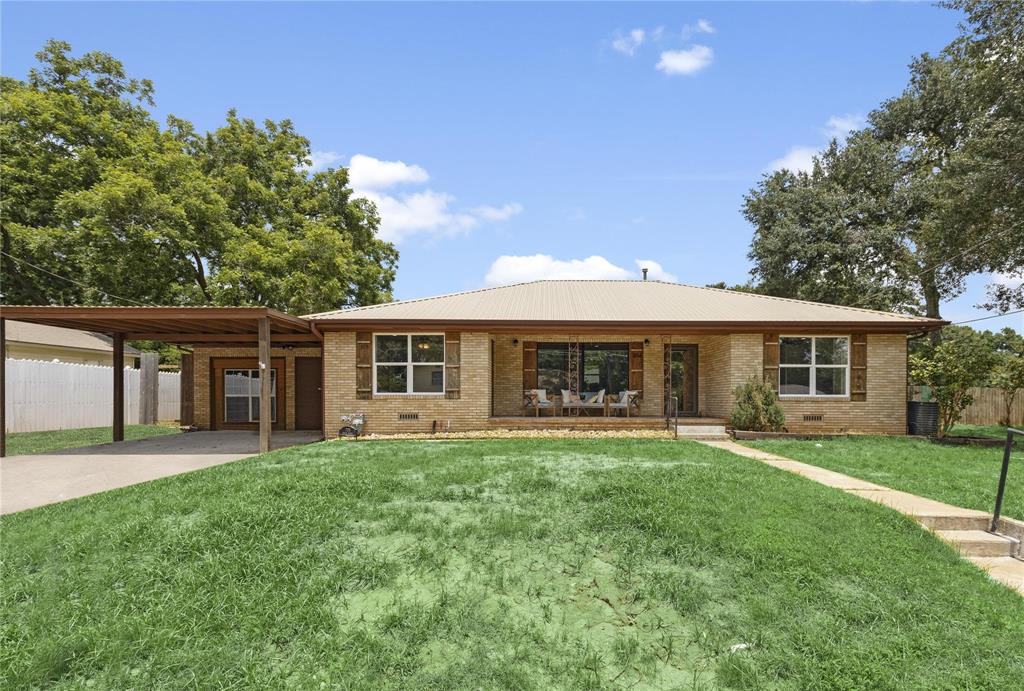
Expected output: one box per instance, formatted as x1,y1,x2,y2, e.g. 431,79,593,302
1,40,397,314
742,0,1023,320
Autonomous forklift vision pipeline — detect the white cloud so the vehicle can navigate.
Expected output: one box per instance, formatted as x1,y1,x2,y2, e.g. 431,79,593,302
472,203,523,222
347,154,520,243
634,259,678,282
307,150,345,172
611,28,645,56
767,146,819,174
656,45,713,76
682,19,715,37
348,154,429,190
484,255,678,286
823,113,866,140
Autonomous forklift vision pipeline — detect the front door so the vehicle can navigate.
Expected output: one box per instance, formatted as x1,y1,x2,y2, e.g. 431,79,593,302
667,345,698,416
294,357,323,430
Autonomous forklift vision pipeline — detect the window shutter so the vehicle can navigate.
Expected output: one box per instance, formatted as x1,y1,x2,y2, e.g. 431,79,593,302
445,332,461,399
356,332,372,400
850,333,867,401
522,341,537,390
763,333,779,392
629,342,644,398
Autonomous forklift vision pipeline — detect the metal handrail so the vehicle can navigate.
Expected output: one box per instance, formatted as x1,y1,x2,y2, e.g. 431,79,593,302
991,427,1023,532
668,395,678,439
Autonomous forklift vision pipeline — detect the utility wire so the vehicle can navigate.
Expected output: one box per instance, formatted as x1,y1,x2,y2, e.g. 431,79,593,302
1,250,155,307
952,308,1024,325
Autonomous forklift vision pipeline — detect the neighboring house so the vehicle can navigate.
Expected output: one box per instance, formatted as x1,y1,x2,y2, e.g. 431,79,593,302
4,320,140,367
0,281,946,446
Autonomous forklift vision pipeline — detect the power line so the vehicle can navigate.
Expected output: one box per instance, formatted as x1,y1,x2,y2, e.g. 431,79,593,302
952,308,1024,326
1,250,155,307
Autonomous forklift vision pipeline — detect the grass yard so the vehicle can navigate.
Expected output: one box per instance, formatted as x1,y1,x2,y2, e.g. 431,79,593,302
744,436,1024,522
3,439,1023,689
3,424,179,457
949,423,1022,441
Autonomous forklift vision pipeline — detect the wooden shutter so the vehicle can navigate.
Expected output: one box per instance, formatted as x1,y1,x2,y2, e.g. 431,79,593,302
629,342,644,398
445,332,461,399
763,333,780,392
179,353,194,426
850,333,867,401
522,341,537,390
356,332,372,399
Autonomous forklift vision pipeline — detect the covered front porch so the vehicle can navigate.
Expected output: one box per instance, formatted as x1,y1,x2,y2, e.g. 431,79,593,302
488,332,747,424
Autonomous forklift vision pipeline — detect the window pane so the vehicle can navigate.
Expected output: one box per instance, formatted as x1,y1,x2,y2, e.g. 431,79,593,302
375,335,407,363
537,344,568,395
582,344,628,394
815,337,848,365
780,337,812,365
780,367,811,395
225,396,249,422
411,335,444,363
376,365,407,393
225,370,250,396
249,396,279,422
412,365,444,393
815,367,847,395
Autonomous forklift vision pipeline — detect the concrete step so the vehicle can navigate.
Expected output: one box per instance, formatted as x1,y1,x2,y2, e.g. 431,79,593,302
915,514,993,531
934,530,1020,558
969,556,1024,595
672,424,727,436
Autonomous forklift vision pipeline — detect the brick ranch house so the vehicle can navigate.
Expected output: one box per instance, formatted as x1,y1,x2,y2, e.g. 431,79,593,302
0,280,945,454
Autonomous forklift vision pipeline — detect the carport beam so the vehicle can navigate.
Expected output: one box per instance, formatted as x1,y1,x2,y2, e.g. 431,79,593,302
258,317,271,453
113,333,124,442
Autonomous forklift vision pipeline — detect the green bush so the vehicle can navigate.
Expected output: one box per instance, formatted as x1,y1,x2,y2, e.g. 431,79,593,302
731,376,786,431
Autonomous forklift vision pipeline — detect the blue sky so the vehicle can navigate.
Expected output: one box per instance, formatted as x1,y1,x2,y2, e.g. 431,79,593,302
3,1,1020,332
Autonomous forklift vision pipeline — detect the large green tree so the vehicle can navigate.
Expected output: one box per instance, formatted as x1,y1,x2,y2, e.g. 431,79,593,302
743,0,1023,320
1,40,397,313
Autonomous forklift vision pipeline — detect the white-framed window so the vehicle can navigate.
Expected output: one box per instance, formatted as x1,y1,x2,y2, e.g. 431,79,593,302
224,368,277,422
373,334,445,395
779,336,849,397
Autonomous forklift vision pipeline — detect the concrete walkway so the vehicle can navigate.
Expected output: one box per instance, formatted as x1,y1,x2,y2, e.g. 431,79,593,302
701,439,1024,596
0,430,321,515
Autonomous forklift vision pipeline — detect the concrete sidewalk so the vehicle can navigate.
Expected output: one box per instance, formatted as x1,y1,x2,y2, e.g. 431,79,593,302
0,431,320,515
702,439,1024,596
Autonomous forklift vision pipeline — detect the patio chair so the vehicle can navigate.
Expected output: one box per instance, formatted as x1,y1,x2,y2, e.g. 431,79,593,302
523,389,556,417
608,390,641,417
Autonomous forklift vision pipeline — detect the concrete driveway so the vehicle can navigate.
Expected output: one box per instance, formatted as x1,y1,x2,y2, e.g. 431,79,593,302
0,430,321,515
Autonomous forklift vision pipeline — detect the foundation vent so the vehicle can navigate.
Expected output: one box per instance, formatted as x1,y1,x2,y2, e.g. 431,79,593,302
803,414,824,422
398,412,420,421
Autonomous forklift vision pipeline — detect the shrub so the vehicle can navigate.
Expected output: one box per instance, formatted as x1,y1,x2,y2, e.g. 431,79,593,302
910,329,998,437
731,376,785,431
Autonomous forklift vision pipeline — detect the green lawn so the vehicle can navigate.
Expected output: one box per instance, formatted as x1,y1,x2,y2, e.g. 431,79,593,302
5,424,179,456
949,423,1023,441
744,436,1024,522
2,439,1023,689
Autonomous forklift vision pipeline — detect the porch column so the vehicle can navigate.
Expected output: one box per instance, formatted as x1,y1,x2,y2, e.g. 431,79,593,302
258,316,271,453
112,333,124,442
1,317,6,457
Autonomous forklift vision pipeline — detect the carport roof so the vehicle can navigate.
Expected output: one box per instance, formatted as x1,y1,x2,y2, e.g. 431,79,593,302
0,306,318,346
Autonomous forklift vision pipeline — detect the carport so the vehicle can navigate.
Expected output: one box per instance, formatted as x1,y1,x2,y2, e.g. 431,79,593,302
0,306,320,457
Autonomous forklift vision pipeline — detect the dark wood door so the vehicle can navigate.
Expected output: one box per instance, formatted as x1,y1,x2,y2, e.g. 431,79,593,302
294,357,323,430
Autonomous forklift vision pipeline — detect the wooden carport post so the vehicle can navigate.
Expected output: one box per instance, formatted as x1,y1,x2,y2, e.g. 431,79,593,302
1,317,6,457
112,333,125,442
258,316,272,454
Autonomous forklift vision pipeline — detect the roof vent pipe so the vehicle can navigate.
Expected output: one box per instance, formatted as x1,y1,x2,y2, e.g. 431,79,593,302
642,268,648,281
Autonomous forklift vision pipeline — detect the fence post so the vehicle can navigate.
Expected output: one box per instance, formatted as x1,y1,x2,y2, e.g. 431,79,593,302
139,352,159,425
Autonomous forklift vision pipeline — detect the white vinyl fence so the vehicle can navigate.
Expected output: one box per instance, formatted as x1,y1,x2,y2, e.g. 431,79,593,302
4,358,180,433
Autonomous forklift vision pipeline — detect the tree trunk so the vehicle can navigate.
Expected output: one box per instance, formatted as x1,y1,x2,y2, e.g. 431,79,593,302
922,274,942,346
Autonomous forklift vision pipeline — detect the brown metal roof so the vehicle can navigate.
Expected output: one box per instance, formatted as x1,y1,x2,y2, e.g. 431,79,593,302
305,280,945,332
0,306,319,346
5,321,141,355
